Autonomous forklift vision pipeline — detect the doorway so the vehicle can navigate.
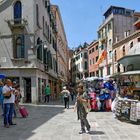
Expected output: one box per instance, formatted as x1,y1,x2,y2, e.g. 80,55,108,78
23,78,31,103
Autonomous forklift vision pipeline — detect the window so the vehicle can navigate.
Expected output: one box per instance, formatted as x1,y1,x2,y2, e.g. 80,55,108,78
96,71,99,76
84,52,87,59
90,59,92,65
114,50,117,61
100,68,103,77
96,45,98,50
138,38,140,42
47,51,52,69
107,66,111,75
37,37,43,61
92,58,94,64
84,62,88,70
42,16,45,34
109,51,112,59
90,72,95,77
36,4,39,27
123,46,125,56
109,39,112,45
43,47,47,64
14,1,22,24
45,0,48,8
98,32,101,38
14,35,25,58
130,42,133,48
96,56,98,62
101,45,104,50
92,48,94,52
108,23,111,31
89,50,91,54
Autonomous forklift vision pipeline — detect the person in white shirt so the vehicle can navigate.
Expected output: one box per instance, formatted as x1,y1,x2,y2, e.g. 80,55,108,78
3,79,16,128
61,86,70,109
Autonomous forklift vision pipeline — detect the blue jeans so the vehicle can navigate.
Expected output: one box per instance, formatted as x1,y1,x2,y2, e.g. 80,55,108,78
0,100,4,114
4,103,14,125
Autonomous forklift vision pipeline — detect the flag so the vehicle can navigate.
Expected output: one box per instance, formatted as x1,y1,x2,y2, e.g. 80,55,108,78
96,50,107,65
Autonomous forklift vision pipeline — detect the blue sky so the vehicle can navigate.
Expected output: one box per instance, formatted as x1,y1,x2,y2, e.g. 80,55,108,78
51,0,140,49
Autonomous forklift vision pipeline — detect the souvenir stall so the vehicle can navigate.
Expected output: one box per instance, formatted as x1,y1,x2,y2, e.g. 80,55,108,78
84,76,115,111
114,43,140,123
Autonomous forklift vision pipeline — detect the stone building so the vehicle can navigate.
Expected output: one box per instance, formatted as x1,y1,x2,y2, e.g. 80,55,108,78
51,5,69,92
0,0,68,103
71,43,89,83
113,15,140,73
98,6,136,77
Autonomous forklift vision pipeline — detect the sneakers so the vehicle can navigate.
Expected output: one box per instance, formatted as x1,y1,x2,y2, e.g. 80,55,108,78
79,130,86,134
10,123,16,125
86,126,91,134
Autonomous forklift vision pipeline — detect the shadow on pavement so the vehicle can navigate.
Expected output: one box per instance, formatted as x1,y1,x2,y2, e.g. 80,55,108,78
89,131,105,135
0,104,65,140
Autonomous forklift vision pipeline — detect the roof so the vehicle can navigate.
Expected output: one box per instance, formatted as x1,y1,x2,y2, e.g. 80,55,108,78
103,6,125,17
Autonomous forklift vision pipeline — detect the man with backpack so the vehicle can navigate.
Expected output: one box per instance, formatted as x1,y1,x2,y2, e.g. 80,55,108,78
61,86,70,109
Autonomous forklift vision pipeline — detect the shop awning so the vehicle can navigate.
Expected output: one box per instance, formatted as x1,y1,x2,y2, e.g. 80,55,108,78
121,70,140,76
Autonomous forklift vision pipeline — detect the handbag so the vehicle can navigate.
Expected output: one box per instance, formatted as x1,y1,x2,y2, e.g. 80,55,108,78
83,100,91,113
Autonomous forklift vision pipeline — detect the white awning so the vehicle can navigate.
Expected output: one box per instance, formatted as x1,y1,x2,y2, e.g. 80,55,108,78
121,70,140,76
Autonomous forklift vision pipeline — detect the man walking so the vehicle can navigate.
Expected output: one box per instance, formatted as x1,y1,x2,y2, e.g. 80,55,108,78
3,79,16,128
44,85,51,103
75,83,91,134
61,86,70,109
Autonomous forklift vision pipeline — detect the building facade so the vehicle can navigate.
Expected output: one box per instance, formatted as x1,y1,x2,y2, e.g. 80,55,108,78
51,5,69,93
0,0,68,103
88,40,99,77
71,43,88,84
112,13,140,74
98,6,136,77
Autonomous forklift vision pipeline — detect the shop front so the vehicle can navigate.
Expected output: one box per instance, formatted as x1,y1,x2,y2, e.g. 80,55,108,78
114,43,140,123
0,68,49,104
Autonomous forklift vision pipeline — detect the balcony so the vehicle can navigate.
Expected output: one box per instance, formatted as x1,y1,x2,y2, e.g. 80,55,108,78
6,18,28,31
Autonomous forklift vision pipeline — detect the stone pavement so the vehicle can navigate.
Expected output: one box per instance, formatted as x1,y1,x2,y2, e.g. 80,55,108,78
0,101,140,140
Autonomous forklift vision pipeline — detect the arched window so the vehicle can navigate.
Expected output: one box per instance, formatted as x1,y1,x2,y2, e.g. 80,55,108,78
37,37,43,61
123,46,125,56
15,35,24,58
130,41,133,49
14,1,22,24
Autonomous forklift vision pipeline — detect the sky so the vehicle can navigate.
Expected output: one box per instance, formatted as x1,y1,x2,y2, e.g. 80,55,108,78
51,0,140,49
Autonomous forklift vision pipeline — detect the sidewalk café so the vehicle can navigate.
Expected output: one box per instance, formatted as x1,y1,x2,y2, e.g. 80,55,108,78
114,43,140,123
